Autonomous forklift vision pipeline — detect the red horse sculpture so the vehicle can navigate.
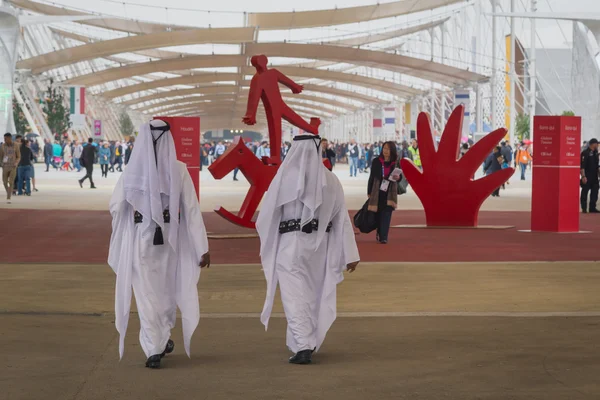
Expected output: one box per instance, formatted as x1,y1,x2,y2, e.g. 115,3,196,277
208,137,278,229
209,54,324,229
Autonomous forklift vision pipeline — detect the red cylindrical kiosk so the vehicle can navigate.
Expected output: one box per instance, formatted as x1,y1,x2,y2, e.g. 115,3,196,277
531,116,581,232
154,116,201,199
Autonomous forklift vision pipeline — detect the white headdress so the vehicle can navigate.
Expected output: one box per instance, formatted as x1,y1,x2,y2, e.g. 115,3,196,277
257,132,334,252
121,120,182,250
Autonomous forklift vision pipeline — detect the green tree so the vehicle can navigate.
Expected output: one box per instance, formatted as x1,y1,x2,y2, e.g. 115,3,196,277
12,97,30,136
119,111,134,137
515,113,530,141
561,110,575,116
42,81,71,140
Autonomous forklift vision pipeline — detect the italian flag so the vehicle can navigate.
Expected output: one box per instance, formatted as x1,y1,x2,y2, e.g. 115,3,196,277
69,86,85,115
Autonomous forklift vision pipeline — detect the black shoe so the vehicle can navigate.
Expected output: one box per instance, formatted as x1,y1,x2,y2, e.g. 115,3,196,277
161,340,175,357
289,350,312,365
90,185,97,189
145,355,161,369
233,178,239,181
78,180,83,188
590,209,600,213
582,209,588,214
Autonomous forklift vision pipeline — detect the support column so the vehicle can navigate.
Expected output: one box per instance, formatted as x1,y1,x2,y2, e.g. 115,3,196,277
476,84,483,133
529,0,537,144
509,0,517,144
491,0,497,129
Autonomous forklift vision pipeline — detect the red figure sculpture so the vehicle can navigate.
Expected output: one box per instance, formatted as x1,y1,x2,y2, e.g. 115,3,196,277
243,54,321,166
208,54,324,229
400,105,514,227
208,137,278,229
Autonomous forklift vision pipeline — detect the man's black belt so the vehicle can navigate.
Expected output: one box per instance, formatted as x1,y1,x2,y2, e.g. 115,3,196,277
279,219,333,234
134,210,178,246
133,210,177,224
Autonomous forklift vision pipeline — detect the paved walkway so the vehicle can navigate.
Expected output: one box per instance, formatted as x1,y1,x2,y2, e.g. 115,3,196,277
0,163,533,212
2,261,600,400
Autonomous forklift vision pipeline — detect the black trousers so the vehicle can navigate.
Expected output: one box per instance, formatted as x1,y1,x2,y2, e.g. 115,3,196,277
581,179,599,211
376,190,394,241
101,164,109,177
80,165,95,187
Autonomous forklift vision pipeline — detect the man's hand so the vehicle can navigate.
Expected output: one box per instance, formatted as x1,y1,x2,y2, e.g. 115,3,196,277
292,85,304,94
242,115,256,125
200,252,211,268
346,261,359,273
582,176,588,184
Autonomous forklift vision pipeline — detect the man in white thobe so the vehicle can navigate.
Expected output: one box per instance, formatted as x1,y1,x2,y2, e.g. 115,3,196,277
257,132,360,365
108,119,210,369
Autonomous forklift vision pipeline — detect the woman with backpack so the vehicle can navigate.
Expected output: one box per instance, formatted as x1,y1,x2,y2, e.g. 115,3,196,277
367,141,402,244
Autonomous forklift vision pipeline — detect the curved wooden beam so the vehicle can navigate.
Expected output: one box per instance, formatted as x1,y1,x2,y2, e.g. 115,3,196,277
136,94,237,112
20,27,255,74
244,43,487,86
13,0,463,33
242,66,420,97
103,72,404,101
64,55,245,86
132,89,359,112
72,56,419,96
248,0,462,30
149,100,337,119
120,83,378,107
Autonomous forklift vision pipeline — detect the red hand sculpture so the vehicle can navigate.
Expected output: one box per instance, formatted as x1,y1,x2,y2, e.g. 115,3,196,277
400,105,514,227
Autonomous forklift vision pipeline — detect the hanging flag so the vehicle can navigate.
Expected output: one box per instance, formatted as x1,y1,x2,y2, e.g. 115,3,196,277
69,86,85,115
373,108,383,139
384,107,395,135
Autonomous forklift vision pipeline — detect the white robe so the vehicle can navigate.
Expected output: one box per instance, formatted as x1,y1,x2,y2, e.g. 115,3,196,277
108,162,208,359
258,170,359,353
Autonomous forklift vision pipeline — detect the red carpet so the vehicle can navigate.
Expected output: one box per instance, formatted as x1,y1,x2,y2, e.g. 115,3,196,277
0,209,598,264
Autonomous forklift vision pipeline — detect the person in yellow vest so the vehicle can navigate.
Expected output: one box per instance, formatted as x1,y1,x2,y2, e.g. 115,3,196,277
408,139,421,170
515,142,532,180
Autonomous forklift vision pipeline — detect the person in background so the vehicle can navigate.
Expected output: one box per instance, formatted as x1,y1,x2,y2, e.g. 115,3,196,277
408,139,421,170
321,138,336,169
255,141,269,160
99,141,111,178
215,141,226,160
108,141,116,172
581,141,589,153
62,142,73,171
17,139,34,196
515,142,532,180
580,138,600,213
459,143,470,159
43,139,53,171
125,137,134,165
30,139,40,163
0,133,20,203
484,146,504,197
348,139,360,177
73,141,83,172
367,141,402,244
400,141,413,160
79,138,97,189
114,141,124,172
52,140,62,170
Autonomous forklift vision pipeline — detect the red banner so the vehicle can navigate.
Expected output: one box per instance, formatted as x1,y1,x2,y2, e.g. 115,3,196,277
154,116,201,199
531,116,581,232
